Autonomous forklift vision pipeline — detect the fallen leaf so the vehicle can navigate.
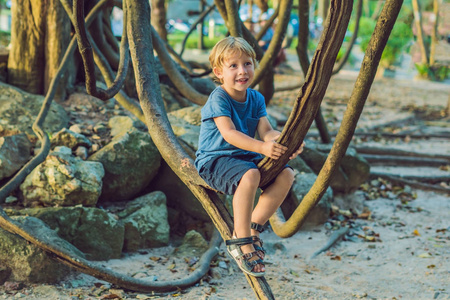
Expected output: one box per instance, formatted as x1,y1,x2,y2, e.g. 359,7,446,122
413,229,421,236
100,294,121,299
427,265,436,269
418,253,432,258
150,256,161,262
168,263,176,270
290,270,300,277
331,255,341,261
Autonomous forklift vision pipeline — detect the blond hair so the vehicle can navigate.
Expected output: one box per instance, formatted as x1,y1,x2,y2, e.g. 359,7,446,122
209,37,258,83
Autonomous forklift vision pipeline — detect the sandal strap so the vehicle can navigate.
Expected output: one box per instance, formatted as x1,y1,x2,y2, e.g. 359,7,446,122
251,222,265,233
241,252,265,268
225,236,253,246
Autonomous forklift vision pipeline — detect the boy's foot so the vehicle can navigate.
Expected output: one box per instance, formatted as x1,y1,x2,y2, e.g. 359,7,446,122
226,236,265,277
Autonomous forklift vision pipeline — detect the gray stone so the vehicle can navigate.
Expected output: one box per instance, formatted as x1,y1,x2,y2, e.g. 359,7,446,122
0,82,68,137
290,172,333,227
168,106,202,126
119,191,170,252
0,216,84,283
20,147,104,207
88,128,161,202
147,161,210,221
108,116,146,138
7,207,124,261
51,128,92,150
0,133,31,180
167,107,202,151
174,230,209,257
300,142,370,193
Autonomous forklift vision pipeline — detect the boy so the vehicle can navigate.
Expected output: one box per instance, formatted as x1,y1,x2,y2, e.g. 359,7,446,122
195,37,304,277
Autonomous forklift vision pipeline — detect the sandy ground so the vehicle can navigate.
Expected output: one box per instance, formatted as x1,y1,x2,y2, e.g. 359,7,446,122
0,50,449,299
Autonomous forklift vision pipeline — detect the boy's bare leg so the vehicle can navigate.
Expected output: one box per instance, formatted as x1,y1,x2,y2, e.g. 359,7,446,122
232,168,264,272
251,168,295,235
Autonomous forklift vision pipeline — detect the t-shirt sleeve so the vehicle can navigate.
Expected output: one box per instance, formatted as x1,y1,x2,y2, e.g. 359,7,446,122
201,91,232,121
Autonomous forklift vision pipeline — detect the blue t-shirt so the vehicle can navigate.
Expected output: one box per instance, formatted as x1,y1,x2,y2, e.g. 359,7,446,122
195,86,267,172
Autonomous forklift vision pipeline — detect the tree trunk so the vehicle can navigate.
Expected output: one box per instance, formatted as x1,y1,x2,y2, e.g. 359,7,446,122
412,0,429,65
7,0,73,98
151,0,168,42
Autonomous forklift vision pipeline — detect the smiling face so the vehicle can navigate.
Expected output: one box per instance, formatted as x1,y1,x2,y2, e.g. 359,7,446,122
213,51,255,102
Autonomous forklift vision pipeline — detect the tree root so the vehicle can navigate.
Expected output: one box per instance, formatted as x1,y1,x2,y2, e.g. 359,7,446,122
369,173,450,195
354,145,450,161
362,154,449,167
0,209,222,293
309,226,349,260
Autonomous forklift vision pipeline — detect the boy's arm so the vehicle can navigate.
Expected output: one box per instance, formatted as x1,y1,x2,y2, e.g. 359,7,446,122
214,116,287,160
257,117,282,142
257,117,306,160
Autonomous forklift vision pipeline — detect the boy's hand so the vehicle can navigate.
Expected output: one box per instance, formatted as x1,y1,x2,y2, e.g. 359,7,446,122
289,141,305,160
261,140,288,159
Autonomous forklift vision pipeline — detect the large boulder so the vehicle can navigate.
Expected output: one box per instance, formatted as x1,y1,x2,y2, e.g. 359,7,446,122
148,107,210,221
88,128,161,202
7,206,124,261
300,142,370,193
20,146,104,207
0,81,68,137
0,133,32,181
118,191,170,252
147,161,210,221
108,115,146,138
0,216,84,283
289,172,333,226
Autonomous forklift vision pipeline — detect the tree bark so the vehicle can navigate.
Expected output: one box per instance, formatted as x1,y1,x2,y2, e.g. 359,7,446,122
412,0,429,65
151,0,168,42
267,0,404,237
7,0,45,94
258,0,353,188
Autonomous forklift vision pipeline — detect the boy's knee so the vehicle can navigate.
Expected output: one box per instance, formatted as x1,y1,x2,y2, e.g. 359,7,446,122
281,168,295,185
241,168,261,185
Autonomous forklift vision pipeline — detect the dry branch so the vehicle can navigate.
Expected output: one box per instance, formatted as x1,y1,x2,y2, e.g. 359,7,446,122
369,174,450,195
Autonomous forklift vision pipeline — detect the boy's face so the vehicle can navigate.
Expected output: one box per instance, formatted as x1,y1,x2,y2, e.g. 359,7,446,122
213,51,255,102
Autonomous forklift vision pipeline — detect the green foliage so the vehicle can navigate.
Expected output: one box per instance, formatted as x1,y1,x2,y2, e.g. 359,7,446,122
415,63,450,81
167,25,228,50
0,30,10,47
357,17,413,68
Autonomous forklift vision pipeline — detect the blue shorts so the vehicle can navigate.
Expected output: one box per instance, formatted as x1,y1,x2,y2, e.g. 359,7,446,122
198,154,290,195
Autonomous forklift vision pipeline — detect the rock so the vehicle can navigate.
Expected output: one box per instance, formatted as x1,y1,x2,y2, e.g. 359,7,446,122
300,142,370,193
0,133,32,181
88,128,161,202
285,172,333,227
147,160,210,221
174,230,209,257
108,116,146,138
7,207,124,261
0,81,68,137
168,106,202,126
20,146,104,207
118,191,170,252
160,84,183,112
74,146,89,160
50,128,92,150
0,216,84,283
